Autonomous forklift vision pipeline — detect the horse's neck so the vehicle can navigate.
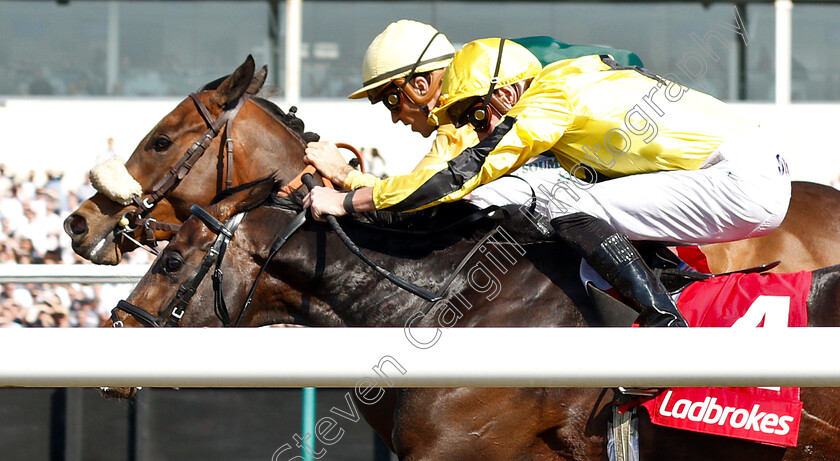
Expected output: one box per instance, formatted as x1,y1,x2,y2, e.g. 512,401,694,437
297,232,453,327
236,103,309,180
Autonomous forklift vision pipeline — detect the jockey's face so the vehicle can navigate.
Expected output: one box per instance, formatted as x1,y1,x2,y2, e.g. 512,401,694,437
370,75,439,138
390,94,437,137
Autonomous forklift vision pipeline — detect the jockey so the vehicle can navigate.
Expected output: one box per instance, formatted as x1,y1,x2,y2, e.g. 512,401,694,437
304,20,641,211
305,38,792,328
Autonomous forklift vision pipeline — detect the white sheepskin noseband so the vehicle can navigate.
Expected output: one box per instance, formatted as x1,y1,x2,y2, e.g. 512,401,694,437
89,158,143,205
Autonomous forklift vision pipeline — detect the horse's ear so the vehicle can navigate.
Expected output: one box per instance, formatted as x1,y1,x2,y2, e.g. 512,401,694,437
246,65,268,96
211,55,256,109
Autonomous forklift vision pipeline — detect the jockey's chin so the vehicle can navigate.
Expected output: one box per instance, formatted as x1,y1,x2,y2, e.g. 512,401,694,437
393,104,436,138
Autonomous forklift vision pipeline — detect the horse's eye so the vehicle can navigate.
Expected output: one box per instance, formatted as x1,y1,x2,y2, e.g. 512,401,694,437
153,136,172,152
163,256,182,273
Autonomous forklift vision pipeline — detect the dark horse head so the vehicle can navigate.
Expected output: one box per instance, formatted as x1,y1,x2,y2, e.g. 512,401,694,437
64,55,323,265
106,175,840,460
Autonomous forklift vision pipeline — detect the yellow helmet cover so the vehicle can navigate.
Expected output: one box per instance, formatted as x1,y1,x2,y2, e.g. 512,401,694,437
432,38,542,125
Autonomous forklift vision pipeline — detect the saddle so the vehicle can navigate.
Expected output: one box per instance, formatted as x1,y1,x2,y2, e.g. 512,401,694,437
583,242,781,328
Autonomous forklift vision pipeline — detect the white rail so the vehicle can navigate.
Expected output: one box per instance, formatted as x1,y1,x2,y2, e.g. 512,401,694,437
0,264,149,284
1,328,838,388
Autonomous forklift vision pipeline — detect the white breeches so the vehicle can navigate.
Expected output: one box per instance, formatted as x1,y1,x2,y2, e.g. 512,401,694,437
467,130,791,245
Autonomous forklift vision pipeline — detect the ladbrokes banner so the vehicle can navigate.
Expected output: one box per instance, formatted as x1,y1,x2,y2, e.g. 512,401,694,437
648,387,802,447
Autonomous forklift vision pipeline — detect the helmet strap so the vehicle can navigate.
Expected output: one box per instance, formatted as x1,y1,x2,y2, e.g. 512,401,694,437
400,32,442,92
397,32,448,111
469,38,507,132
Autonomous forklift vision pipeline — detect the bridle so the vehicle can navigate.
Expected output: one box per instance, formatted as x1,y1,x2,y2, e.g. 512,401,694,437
113,92,363,256
111,193,312,328
110,171,445,328
112,205,244,328
115,90,256,252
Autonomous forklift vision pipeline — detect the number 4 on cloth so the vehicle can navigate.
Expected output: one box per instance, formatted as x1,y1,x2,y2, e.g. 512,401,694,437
731,295,791,392
731,295,791,329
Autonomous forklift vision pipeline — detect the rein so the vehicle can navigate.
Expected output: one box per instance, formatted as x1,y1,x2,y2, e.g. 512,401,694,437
113,165,510,326
301,174,442,303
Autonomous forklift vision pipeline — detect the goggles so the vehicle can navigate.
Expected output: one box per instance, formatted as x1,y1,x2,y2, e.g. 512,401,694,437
369,84,404,113
449,98,492,131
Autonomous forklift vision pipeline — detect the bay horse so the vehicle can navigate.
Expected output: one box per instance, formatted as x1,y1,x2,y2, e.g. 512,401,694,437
107,175,840,460
64,56,840,274
63,55,326,265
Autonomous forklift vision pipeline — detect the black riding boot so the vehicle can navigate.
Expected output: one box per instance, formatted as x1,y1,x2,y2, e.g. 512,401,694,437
551,213,689,328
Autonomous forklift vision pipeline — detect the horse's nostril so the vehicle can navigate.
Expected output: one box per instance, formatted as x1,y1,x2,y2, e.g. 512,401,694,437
67,215,88,236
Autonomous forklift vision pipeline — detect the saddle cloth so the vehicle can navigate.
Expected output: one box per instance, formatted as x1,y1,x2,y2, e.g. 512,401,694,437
638,270,811,447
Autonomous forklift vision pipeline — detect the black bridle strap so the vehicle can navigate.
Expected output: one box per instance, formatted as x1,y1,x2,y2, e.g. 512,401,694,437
113,300,164,327
188,207,243,327
191,205,234,238
160,210,242,326
112,209,243,327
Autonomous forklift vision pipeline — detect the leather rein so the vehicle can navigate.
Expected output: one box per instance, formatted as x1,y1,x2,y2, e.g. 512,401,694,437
110,171,446,328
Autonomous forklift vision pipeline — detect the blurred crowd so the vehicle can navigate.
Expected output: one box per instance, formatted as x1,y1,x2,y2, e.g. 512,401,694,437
0,162,148,329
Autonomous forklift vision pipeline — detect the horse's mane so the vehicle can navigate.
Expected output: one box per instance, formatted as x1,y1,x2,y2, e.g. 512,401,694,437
197,77,320,144
253,98,320,144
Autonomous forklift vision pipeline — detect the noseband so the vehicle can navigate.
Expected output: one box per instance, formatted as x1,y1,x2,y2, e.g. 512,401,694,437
116,91,254,251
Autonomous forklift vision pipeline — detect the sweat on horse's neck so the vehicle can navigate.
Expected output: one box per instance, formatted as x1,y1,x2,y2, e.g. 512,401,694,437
263,221,460,327
242,204,589,329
